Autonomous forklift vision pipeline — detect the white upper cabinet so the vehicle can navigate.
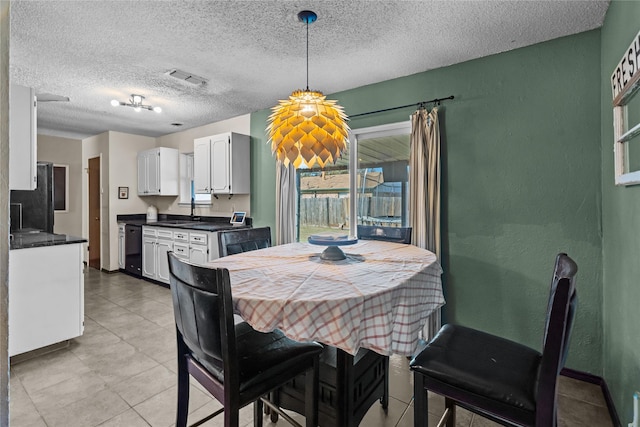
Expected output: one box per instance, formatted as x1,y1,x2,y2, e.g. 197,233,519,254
137,147,179,196
193,132,250,195
9,85,37,190
193,136,212,193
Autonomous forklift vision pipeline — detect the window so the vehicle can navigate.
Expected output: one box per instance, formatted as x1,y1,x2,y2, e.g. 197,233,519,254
179,153,211,205
296,121,411,241
53,164,68,212
611,29,640,186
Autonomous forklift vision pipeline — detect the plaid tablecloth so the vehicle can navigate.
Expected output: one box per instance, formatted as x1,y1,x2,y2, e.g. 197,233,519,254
206,240,444,356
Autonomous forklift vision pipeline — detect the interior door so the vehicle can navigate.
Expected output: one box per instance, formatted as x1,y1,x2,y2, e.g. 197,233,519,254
88,156,101,270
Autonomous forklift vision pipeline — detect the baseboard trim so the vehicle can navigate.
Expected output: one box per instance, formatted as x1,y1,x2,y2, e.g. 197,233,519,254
561,367,621,427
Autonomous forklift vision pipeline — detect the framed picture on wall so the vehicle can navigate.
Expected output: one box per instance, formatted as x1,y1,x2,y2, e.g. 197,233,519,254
118,186,129,199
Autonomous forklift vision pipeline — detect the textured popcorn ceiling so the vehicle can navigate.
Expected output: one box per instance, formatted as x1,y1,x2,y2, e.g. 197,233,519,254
9,1,609,139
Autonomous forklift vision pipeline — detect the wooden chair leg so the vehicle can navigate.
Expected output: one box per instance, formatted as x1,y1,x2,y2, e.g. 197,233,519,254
413,373,428,427
270,390,280,423
381,355,389,411
224,406,240,427
305,358,319,427
254,398,264,427
445,397,456,427
175,335,190,427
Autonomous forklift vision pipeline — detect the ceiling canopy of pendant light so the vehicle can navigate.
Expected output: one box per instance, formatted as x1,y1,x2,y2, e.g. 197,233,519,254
266,10,350,169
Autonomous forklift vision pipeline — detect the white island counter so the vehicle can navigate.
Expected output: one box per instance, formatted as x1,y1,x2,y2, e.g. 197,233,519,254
9,233,86,357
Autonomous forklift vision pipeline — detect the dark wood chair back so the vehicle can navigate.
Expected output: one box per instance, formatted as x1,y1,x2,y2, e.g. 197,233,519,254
357,225,412,244
218,226,272,257
167,252,322,427
536,253,578,424
410,253,578,427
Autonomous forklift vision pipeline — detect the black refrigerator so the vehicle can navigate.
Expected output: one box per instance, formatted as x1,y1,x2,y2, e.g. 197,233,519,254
10,162,55,233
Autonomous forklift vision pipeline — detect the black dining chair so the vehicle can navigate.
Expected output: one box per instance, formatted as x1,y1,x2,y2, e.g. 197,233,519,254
410,253,578,427
218,226,272,257
167,252,323,427
357,225,412,244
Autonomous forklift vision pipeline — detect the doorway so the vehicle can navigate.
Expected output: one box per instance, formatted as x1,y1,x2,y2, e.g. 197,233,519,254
88,157,100,270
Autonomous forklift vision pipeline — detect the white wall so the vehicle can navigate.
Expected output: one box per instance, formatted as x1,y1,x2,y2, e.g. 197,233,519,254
82,132,109,268
37,134,83,237
154,114,251,217
106,131,155,271
1,2,11,422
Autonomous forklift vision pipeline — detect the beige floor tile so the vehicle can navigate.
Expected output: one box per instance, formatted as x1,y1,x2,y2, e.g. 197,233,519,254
134,384,212,427
558,394,614,427
558,375,608,407
40,388,130,427
9,377,46,427
11,349,91,394
361,396,409,427
111,364,176,406
29,370,107,413
97,408,152,426
388,354,413,404
127,326,176,363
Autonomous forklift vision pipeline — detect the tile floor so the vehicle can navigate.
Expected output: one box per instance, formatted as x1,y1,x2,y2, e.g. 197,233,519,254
10,268,614,427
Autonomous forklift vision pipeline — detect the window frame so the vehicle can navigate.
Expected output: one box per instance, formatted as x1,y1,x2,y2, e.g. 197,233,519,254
179,153,211,205
348,121,412,236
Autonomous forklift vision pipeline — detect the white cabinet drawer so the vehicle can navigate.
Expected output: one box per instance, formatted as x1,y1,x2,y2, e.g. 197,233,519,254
190,232,208,245
173,231,189,242
173,243,189,259
143,227,157,237
157,229,173,240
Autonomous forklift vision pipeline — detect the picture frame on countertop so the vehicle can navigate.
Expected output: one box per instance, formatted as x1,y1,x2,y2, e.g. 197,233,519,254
118,186,129,199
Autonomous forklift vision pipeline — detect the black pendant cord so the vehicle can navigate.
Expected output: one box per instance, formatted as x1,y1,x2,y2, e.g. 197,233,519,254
306,20,309,91
349,95,455,118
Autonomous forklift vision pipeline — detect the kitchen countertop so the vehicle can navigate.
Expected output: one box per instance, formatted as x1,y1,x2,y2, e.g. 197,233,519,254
10,232,87,250
117,214,251,232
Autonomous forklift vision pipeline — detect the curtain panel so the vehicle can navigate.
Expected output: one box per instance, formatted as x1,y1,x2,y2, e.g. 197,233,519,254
409,107,442,340
275,161,297,245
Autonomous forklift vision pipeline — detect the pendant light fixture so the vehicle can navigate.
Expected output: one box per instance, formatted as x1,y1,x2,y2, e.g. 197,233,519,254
267,10,350,169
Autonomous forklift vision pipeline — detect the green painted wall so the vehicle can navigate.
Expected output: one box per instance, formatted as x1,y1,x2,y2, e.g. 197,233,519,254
250,108,276,229
251,31,603,372
600,0,640,421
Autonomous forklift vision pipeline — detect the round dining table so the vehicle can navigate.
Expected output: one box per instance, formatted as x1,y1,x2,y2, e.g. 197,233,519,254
206,239,444,357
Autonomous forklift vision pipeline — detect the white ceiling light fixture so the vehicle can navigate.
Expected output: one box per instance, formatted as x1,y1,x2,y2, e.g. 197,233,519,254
111,94,162,113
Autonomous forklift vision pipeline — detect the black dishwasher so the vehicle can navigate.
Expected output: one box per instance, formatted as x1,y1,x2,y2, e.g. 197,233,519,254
125,224,142,277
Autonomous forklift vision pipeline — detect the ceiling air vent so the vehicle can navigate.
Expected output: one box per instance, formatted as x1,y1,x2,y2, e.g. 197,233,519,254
166,69,207,86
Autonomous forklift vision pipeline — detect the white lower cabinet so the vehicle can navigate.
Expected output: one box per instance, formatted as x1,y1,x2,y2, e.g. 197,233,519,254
156,229,174,275
188,232,208,265
142,228,157,279
142,227,174,284
142,226,219,284
9,243,84,356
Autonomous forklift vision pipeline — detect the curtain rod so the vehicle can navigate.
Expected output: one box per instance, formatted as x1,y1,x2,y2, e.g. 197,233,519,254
349,95,455,119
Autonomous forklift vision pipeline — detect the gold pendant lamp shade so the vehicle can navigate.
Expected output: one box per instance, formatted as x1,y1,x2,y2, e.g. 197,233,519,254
267,10,350,169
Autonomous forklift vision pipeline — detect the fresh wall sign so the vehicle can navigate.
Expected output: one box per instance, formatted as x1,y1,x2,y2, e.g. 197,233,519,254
611,29,640,103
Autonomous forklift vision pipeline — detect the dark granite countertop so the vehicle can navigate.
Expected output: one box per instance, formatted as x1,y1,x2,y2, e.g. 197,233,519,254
10,232,87,250
117,214,252,232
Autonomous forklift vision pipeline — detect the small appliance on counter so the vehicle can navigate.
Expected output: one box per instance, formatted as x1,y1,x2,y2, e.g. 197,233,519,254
146,205,158,222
